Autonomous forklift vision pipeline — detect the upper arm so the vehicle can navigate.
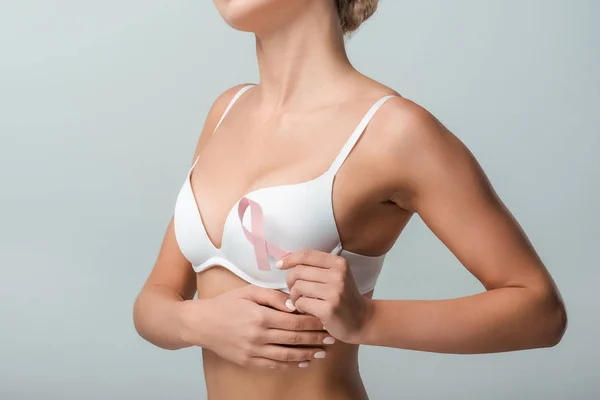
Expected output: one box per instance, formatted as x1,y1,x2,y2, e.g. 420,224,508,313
383,98,561,297
139,83,255,300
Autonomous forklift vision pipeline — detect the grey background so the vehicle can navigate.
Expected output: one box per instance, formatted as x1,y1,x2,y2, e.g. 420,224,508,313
1,0,598,399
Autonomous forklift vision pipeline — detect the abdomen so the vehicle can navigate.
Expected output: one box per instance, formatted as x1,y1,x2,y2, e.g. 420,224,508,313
195,266,369,400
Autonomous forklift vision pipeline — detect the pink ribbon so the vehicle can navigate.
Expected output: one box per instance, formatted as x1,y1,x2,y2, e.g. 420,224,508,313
238,196,290,271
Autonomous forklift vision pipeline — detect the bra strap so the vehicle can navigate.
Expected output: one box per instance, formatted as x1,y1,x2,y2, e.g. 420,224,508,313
326,94,397,176
189,84,256,168
212,84,256,134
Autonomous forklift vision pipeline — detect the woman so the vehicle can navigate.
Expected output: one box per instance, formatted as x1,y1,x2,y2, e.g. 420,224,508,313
133,1,567,399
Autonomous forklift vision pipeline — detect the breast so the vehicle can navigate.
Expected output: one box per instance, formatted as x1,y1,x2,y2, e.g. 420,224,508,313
230,172,342,257
174,171,342,290
174,169,385,294
226,172,342,284
172,177,221,265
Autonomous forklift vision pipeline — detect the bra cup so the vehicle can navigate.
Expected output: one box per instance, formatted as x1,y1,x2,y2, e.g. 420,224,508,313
173,179,217,264
220,172,339,284
252,172,340,254
174,169,386,293
219,206,289,284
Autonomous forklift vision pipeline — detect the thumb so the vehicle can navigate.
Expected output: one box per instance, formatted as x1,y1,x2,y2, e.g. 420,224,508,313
241,285,296,312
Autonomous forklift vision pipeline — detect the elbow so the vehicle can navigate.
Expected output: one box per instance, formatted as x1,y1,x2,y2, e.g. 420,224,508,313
132,294,163,347
544,301,568,348
132,292,188,351
132,294,147,340
536,288,568,348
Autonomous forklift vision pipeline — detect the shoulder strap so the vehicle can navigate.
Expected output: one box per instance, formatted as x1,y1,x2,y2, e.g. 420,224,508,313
212,84,256,134
190,84,255,168
326,94,398,176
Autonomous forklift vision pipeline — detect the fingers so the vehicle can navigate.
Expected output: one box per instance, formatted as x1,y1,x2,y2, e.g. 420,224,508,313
294,296,331,322
241,285,295,312
277,249,344,271
263,328,335,346
289,280,333,305
285,264,330,291
264,308,326,331
246,357,311,370
256,344,327,363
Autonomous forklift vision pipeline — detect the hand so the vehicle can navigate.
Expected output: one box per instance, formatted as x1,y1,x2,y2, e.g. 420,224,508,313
179,284,335,370
277,250,374,345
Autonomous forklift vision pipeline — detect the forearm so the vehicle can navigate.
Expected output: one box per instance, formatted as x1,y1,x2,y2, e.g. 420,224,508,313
359,286,566,353
133,284,193,350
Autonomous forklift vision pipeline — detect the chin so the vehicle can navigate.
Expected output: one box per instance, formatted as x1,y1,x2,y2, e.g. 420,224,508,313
213,0,305,33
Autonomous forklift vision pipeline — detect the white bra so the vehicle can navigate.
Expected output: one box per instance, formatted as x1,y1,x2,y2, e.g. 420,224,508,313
174,84,398,294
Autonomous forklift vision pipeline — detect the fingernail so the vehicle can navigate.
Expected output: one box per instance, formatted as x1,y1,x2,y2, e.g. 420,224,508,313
314,351,327,359
323,336,335,344
285,299,295,311
275,259,283,269
298,361,309,368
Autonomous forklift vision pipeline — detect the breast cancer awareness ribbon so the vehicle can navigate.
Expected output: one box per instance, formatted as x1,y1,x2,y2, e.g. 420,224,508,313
238,196,290,271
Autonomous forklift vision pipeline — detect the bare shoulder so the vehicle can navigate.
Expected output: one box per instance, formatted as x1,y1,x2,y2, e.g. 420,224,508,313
210,83,255,119
353,78,450,153
191,82,256,161
369,93,492,211
374,94,458,158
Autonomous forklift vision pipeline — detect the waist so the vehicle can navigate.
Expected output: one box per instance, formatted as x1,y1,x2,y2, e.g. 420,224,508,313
196,266,369,400
202,345,366,400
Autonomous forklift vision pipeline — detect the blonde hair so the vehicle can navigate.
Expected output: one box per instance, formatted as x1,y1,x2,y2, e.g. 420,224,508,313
336,0,379,35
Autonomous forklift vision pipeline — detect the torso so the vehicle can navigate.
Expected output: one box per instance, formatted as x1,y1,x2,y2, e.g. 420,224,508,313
184,78,413,399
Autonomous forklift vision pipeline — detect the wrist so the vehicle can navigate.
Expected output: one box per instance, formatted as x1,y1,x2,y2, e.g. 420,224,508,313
352,297,378,345
177,299,210,349
176,300,194,348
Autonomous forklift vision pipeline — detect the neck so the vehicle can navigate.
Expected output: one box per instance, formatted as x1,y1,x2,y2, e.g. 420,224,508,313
253,3,355,112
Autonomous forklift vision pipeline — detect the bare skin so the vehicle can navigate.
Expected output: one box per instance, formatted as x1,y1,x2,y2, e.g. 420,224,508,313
133,1,567,399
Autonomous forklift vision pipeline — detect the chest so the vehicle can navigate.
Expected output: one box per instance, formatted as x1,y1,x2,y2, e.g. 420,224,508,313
172,90,398,294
